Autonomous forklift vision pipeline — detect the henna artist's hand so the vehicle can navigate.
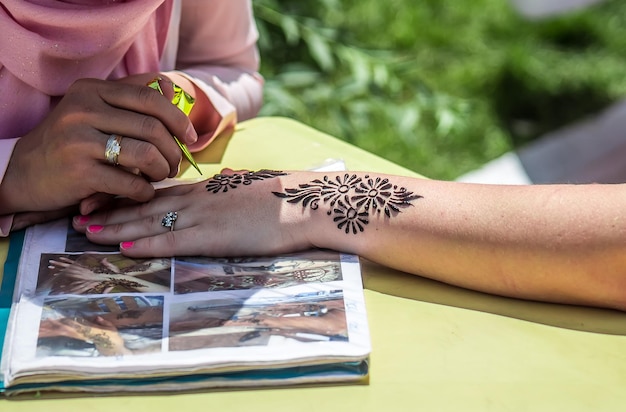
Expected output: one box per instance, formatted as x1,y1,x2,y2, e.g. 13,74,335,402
0,75,198,219
72,170,315,258
11,207,78,232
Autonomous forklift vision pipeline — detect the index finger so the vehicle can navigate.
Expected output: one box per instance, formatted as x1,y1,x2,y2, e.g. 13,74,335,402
97,79,197,146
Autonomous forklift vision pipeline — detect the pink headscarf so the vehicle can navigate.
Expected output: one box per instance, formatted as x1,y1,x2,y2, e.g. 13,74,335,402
0,0,173,140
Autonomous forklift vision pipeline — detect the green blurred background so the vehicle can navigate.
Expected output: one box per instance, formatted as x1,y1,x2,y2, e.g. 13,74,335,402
252,0,626,180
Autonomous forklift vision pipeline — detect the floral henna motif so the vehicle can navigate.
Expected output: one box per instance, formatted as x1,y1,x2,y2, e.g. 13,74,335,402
204,170,421,234
205,170,287,193
332,195,369,234
319,174,362,210
85,278,143,294
354,176,421,217
278,182,323,210
273,174,422,234
276,174,362,211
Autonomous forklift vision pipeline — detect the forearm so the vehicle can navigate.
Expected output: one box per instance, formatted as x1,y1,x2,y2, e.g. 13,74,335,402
175,66,263,122
289,173,626,310
77,169,626,311
172,0,263,150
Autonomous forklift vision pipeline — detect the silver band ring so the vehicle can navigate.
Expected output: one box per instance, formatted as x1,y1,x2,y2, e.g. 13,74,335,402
161,211,178,231
105,134,122,165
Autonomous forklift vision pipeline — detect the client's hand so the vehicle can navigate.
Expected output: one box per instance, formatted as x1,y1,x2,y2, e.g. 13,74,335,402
72,170,313,258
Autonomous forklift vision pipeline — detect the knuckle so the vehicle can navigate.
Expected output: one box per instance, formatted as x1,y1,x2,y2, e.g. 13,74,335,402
107,223,125,236
66,78,90,92
171,109,188,128
138,115,162,139
135,86,161,109
146,213,161,230
135,144,170,180
97,208,117,223
66,164,95,189
127,174,153,195
137,143,163,167
163,231,178,252
67,78,101,97
135,202,153,217
112,173,153,201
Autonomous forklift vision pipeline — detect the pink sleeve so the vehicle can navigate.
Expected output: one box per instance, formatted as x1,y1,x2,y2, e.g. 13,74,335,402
0,138,19,237
171,0,264,151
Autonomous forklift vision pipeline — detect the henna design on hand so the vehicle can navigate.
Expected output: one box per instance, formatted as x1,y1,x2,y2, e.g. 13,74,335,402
273,173,422,234
85,278,143,294
205,170,287,193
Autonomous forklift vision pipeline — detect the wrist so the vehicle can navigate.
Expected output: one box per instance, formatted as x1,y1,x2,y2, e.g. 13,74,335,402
0,139,30,215
274,172,366,255
272,171,422,257
0,138,19,213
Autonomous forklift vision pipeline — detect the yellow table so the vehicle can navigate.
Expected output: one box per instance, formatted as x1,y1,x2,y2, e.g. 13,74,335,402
2,117,626,411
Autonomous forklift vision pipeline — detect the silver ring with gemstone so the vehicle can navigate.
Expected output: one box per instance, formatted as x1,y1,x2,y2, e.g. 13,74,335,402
161,211,178,231
104,134,122,165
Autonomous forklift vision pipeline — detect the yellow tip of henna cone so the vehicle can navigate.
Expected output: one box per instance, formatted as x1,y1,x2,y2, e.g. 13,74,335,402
173,135,203,175
147,77,203,175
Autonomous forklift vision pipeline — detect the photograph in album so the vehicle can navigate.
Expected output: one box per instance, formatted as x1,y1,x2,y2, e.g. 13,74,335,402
36,295,165,358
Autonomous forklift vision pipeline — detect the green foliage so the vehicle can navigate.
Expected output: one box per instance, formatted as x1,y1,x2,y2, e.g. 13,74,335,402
491,7,626,145
253,0,626,179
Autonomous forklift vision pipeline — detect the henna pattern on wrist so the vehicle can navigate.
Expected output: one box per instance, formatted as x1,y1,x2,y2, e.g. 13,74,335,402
273,174,422,234
204,170,422,234
205,169,287,193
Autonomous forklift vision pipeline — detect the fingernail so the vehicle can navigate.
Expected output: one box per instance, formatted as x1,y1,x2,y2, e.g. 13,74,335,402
74,215,90,225
170,162,181,178
120,241,134,250
186,123,198,144
87,225,104,234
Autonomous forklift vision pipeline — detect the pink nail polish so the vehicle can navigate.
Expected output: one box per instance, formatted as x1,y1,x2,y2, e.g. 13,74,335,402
120,241,134,250
75,215,90,225
87,225,104,234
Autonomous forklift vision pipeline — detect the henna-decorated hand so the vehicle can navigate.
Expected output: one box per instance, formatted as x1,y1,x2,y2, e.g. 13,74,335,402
73,170,315,257
48,256,105,281
72,169,421,259
39,316,131,356
46,256,112,293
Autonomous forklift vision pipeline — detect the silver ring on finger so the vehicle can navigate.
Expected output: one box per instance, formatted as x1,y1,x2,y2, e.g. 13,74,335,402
161,211,178,231
104,134,123,165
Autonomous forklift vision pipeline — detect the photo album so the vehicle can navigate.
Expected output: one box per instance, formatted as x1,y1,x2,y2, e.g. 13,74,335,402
0,217,371,396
